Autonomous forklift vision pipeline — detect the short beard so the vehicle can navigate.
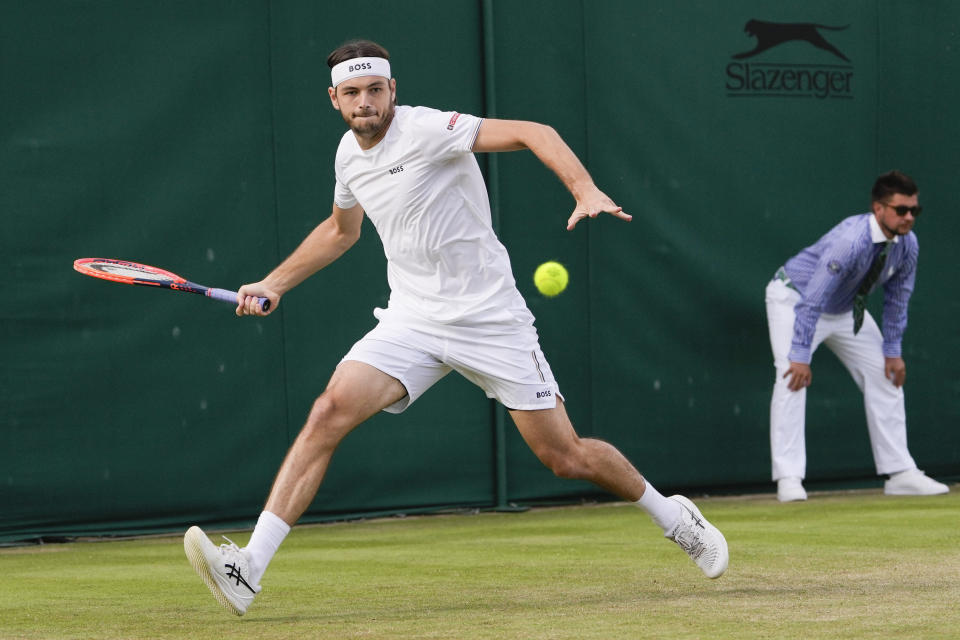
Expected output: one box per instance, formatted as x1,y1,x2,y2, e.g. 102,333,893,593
347,103,395,141
881,218,906,237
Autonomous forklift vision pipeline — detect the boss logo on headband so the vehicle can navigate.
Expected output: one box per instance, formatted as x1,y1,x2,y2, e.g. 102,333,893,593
331,57,390,88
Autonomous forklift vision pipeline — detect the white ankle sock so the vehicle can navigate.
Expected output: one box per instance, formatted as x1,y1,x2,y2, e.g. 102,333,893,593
244,510,290,585
634,480,683,534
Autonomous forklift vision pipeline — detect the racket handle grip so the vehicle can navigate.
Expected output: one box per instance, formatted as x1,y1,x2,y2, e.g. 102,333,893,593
207,288,271,312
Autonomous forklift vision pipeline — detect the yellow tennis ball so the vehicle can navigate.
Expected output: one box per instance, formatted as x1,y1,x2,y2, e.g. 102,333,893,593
534,261,569,297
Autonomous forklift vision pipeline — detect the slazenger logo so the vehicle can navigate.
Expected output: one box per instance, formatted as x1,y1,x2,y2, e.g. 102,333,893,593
725,19,854,100
734,20,850,61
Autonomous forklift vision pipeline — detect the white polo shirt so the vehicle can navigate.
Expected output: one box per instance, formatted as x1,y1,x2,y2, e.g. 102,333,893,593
333,105,530,326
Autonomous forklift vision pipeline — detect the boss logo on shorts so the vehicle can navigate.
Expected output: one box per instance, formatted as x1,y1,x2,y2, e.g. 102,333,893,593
536,389,552,399
349,62,373,72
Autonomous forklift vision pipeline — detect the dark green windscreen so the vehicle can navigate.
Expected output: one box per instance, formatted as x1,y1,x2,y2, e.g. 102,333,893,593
2,0,958,542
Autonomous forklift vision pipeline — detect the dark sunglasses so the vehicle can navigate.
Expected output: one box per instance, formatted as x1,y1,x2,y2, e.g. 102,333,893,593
881,202,922,218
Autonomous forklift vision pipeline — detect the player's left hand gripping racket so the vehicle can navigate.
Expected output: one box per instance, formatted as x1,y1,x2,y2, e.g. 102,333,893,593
73,258,270,312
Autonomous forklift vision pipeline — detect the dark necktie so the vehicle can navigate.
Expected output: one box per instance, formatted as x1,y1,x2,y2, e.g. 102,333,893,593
852,241,891,334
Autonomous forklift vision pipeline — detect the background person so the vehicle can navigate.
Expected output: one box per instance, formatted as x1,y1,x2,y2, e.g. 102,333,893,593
766,170,949,502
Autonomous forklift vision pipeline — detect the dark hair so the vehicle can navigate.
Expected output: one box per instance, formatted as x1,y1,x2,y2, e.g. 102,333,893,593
871,170,918,202
327,39,390,68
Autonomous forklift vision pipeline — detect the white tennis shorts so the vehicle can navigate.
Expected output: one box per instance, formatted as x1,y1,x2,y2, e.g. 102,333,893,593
342,307,563,413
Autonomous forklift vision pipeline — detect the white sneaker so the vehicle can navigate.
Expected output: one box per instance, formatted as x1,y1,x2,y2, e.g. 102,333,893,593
884,469,949,496
777,477,808,502
184,526,261,616
666,495,729,579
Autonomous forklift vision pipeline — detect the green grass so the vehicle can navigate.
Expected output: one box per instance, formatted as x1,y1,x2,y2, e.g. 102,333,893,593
3,489,959,639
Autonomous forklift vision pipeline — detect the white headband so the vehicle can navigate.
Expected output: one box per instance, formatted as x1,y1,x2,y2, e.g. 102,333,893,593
330,57,391,88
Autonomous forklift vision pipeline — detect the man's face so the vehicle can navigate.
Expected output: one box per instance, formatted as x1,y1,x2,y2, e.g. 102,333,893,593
873,192,920,238
328,76,396,145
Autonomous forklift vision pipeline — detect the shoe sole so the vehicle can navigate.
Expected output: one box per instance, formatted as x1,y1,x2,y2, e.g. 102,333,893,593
184,526,245,616
884,488,949,496
777,493,807,502
671,495,729,579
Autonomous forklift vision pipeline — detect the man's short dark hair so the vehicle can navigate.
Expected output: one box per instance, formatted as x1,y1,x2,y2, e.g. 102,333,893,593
872,170,918,202
327,39,390,68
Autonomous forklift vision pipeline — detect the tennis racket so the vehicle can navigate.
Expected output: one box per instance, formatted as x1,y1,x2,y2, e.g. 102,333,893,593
73,258,270,312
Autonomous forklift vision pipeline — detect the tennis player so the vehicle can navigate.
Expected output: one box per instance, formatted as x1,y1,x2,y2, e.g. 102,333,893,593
184,39,728,616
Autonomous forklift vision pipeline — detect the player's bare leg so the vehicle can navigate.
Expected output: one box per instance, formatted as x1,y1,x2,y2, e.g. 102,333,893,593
508,401,645,500
263,360,407,524
185,360,407,615
509,401,728,578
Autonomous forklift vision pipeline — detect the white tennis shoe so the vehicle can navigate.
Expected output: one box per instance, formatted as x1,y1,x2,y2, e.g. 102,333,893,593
777,477,808,502
184,526,261,616
884,469,949,496
666,495,729,579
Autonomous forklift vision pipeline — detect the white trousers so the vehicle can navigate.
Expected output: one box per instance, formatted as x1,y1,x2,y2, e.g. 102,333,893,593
765,279,916,480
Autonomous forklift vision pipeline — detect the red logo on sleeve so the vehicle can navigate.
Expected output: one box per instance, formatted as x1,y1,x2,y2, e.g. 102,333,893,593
446,113,461,131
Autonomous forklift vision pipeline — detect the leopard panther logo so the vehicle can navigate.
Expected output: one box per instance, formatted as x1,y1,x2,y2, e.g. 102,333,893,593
734,19,850,62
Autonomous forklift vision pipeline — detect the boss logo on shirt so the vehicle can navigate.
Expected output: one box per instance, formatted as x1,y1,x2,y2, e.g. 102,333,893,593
536,389,552,399
388,164,404,175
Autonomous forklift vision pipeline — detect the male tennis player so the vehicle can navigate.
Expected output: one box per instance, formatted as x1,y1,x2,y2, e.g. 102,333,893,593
184,39,728,616
767,170,949,502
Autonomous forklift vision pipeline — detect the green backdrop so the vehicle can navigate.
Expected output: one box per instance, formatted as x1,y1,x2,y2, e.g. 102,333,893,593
2,0,958,542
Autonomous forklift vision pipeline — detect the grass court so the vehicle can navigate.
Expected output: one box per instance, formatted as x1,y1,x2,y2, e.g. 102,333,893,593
3,489,958,639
